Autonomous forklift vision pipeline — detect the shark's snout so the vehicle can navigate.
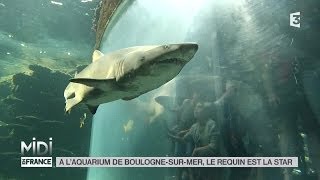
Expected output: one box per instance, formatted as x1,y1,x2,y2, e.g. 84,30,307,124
180,43,198,52
178,43,199,60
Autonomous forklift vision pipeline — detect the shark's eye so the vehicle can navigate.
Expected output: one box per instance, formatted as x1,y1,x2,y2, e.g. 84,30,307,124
163,45,169,49
140,56,145,62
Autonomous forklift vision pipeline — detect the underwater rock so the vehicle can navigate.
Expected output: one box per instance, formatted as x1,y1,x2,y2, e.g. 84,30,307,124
28,64,53,78
0,64,92,179
0,79,11,98
1,0,97,44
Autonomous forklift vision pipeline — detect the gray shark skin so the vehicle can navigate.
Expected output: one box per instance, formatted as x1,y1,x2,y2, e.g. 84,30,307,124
64,43,198,114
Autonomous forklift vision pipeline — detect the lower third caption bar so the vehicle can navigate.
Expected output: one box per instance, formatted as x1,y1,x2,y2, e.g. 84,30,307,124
55,157,298,168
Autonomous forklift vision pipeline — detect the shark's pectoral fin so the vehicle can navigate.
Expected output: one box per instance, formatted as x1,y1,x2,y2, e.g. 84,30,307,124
70,78,114,89
86,104,99,114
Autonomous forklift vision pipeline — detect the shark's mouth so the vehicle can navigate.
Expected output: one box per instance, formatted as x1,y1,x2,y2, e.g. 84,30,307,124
122,58,186,80
154,58,186,65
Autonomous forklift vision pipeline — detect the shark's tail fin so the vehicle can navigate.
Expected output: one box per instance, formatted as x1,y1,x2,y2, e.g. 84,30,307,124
154,96,175,110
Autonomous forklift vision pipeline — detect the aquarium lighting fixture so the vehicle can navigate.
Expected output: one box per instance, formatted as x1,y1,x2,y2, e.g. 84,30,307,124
51,1,63,6
81,0,93,3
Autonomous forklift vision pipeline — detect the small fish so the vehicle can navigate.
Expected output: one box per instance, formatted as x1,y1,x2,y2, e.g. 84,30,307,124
40,120,64,125
0,121,8,127
123,119,134,133
9,129,14,136
80,113,87,128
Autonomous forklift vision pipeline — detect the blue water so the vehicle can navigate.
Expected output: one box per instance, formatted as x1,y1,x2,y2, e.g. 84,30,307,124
88,0,205,179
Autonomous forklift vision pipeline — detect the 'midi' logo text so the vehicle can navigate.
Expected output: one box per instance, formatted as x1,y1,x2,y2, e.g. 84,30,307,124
20,137,53,167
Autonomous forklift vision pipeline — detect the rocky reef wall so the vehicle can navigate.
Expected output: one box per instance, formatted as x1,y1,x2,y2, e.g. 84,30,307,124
0,65,92,180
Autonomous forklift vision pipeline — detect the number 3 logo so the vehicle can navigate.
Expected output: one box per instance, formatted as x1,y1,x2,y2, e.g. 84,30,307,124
290,12,301,28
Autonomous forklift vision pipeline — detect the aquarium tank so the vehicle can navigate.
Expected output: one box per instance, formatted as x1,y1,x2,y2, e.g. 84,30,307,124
0,0,319,180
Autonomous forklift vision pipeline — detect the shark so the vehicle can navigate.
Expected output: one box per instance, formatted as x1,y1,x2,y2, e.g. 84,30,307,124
64,43,198,114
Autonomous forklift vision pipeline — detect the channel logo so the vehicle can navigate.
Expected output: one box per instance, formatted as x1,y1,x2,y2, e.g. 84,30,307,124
20,137,53,167
290,12,301,28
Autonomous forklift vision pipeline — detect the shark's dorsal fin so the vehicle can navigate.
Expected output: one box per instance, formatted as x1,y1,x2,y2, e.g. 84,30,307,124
92,50,104,62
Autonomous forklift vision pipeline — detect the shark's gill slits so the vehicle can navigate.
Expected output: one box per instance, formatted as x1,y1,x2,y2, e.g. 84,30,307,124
115,58,125,81
122,70,135,80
